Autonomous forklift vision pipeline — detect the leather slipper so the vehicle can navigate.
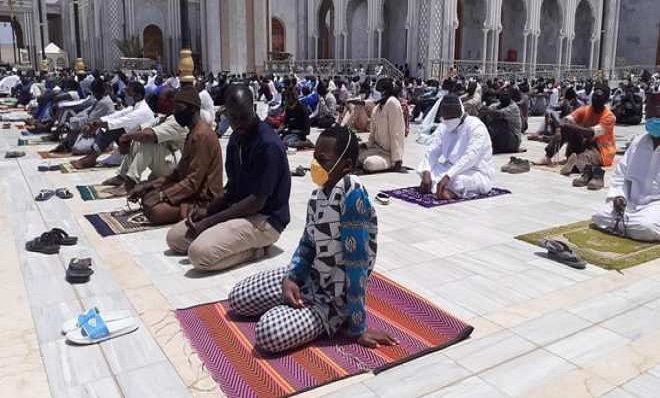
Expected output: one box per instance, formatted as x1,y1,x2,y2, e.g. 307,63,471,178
541,239,586,269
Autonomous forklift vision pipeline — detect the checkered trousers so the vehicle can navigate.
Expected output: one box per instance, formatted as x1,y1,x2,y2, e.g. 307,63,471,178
229,268,325,353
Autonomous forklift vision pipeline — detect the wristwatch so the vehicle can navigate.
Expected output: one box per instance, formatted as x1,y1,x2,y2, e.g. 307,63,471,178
159,191,165,203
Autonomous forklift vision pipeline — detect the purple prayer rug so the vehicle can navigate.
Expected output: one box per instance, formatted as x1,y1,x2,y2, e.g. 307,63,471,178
382,186,511,208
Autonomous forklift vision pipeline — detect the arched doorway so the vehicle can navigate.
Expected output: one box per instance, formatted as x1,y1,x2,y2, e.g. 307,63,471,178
458,0,487,61
454,1,464,60
572,0,594,67
318,0,334,59
538,0,562,64
271,18,286,53
347,0,368,59
143,25,163,62
382,0,407,65
500,0,526,62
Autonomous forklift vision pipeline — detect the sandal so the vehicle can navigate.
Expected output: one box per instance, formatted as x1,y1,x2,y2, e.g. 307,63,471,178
38,163,61,172
55,188,73,199
4,151,25,159
65,309,139,345
25,231,62,254
49,228,78,245
541,239,586,269
65,258,94,284
375,192,391,205
291,165,308,177
61,308,132,334
35,189,55,201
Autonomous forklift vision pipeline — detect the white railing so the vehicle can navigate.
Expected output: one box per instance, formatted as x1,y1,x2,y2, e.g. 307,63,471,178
429,59,659,82
265,58,404,80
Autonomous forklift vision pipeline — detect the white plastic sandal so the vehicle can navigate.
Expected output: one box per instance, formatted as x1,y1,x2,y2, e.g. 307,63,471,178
61,308,132,335
64,308,138,345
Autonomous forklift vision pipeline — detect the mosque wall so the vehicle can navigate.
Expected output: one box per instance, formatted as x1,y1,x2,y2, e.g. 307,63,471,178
616,0,659,66
271,0,299,57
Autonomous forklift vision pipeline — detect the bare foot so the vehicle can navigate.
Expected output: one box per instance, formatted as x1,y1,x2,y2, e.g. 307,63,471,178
532,156,552,166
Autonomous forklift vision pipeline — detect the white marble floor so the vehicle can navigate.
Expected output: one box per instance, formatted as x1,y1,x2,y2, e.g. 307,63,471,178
2,111,660,398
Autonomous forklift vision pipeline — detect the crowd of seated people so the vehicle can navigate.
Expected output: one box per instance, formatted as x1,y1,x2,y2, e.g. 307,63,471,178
4,63,660,355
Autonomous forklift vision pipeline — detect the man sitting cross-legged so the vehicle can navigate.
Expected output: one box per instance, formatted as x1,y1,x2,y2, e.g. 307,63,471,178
358,78,406,173
227,126,397,353
101,87,186,196
592,93,660,241
534,82,616,179
479,87,522,154
166,84,291,272
418,94,495,200
127,86,223,225
71,81,155,169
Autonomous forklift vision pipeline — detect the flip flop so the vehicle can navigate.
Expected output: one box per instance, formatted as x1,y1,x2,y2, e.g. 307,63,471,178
4,151,25,158
65,309,139,345
35,189,55,201
55,188,73,199
61,308,132,335
38,163,61,172
375,192,391,205
540,239,586,269
65,258,94,284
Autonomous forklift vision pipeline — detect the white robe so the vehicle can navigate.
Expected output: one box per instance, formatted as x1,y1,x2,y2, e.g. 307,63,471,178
592,134,660,241
417,115,495,198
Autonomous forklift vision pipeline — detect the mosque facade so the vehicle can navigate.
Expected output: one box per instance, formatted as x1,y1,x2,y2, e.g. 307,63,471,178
0,0,657,77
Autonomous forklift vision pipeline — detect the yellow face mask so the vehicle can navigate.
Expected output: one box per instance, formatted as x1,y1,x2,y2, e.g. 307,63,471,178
310,133,352,187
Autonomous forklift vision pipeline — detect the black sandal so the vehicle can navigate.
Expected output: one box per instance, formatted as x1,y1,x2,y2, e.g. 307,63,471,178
49,228,78,246
541,239,586,269
66,258,94,284
55,188,73,200
26,231,62,254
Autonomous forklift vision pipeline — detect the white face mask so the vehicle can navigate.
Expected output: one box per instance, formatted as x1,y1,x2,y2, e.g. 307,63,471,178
373,89,382,101
442,117,462,132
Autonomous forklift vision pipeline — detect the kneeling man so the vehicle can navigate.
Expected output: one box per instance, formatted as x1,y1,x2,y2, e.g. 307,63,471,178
592,93,660,242
418,94,495,199
167,84,291,271
128,86,223,225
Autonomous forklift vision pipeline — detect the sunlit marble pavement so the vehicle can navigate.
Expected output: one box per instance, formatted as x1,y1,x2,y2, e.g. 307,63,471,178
2,108,660,398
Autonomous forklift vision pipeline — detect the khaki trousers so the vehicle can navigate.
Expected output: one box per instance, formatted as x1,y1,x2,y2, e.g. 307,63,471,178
166,214,280,272
119,141,177,182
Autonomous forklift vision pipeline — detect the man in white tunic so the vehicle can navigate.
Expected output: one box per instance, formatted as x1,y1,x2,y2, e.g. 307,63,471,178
418,94,495,200
592,93,660,241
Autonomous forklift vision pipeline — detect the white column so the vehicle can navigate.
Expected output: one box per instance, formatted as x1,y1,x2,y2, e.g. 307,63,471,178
492,28,500,73
314,35,319,60
481,29,489,73
565,38,573,68
522,32,529,72
556,35,564,79
343,32,348,60
377,29,382,59
589,39,596,69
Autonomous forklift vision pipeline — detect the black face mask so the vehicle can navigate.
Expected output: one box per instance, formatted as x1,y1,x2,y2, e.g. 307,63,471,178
174,108,195,127
592,93,608,109
499,94,512,107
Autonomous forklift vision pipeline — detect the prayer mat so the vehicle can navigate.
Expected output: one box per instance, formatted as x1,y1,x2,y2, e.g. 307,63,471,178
77,185,126,201
354,166,415,176
175,272,474,398
383,186,511,208
516,220,660,270
60,162,113,174
84,210,162,237
38,151,75,159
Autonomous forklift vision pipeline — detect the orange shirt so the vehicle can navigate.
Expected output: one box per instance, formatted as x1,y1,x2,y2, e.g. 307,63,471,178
570,105,617,166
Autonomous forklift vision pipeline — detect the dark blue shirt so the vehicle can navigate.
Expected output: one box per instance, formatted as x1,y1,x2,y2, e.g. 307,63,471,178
225,121,291,233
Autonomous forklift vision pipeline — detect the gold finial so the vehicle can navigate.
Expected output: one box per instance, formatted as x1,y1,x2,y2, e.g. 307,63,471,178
178,48,195,83
74,58,86,75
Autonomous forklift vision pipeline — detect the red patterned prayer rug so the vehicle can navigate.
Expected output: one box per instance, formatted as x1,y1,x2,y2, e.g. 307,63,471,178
175,272,473,398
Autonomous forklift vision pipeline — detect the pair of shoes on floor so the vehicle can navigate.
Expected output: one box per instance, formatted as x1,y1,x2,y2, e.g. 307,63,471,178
290,165,309,177
501,157,531,174
26,228,78,254
572,164,605,190
35,188,73,201
61,307,138,345
4,150,25,158
38,162,62,172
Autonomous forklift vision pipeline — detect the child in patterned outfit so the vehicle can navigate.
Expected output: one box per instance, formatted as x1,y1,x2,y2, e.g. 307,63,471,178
228,126,398,353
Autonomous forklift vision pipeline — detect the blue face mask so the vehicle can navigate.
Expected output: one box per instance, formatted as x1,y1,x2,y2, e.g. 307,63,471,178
646,118,660,138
